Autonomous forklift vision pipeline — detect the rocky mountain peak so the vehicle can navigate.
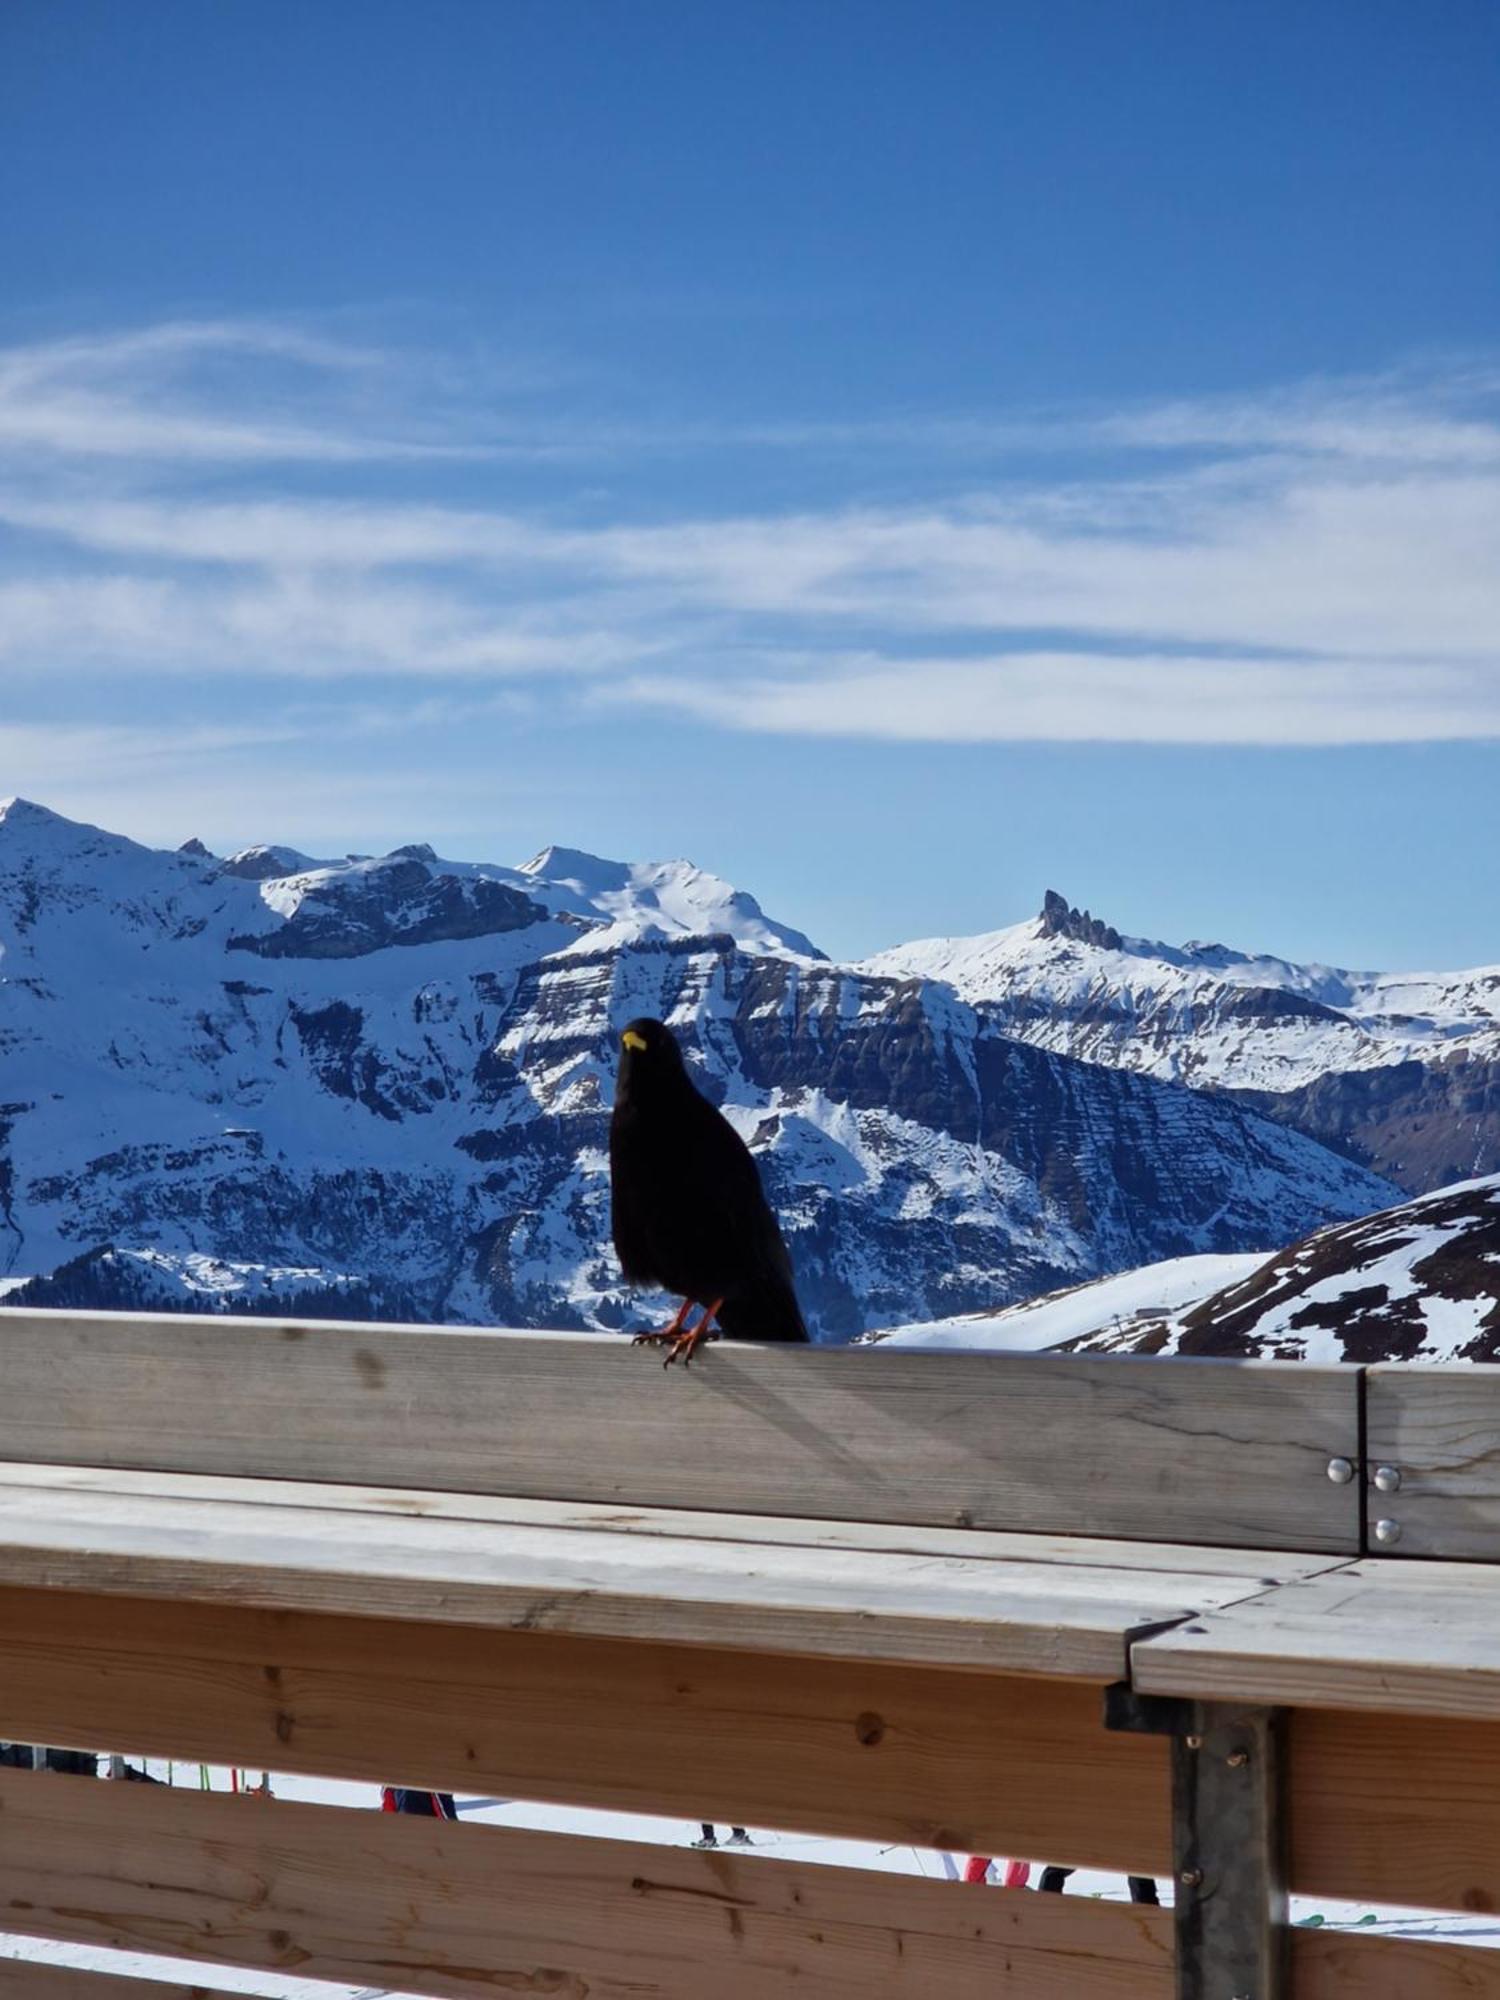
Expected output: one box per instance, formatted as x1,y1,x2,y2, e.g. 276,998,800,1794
1038,889,1124,953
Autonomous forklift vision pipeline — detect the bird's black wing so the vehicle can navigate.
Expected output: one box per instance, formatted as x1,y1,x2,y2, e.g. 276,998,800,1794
680,1093,809,1342
609,1107,661,1284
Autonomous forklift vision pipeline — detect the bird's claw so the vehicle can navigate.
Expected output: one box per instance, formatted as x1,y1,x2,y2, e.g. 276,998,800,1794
662,1326,711,1368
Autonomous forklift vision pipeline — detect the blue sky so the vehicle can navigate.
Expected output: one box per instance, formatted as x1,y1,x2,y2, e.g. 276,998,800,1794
2,0,1497,966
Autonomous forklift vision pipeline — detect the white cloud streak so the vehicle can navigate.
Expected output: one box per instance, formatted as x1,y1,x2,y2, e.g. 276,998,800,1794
612,653,1500,746
0,319,480,463
0,319,1497,745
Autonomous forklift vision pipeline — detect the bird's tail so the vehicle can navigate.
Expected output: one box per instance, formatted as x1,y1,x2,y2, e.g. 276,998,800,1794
717,1278,810,1344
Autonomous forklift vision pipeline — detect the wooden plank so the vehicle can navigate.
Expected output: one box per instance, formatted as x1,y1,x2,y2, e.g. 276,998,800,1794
0,1586,1171,1873
1297,1931,1500,1999
1133,1567,1500,1908
1294,1706,1500,1915
0,1308,1362,1550
1367,1365,1500,1559
0,1460,1342,1581
8,1912,1498,2000
0,1966,242,2000
0,1473,1313,1682
0,1764,1175,2000
1132,1559,1500,1718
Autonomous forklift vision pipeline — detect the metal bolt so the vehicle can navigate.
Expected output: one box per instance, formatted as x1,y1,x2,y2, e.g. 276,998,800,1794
1179,1867,1203,1889
1326,1456,1354,1485
1373,1464,1402,1494
1184,1734,1203,1751
1373,1518,1402,1547
1226,1748,1250,1768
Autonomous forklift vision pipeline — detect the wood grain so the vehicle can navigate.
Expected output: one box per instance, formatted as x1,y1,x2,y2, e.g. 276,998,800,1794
0,1764,1175,2000
0,1587,1172,1872
0,1968,234,2000
0,1468,1318,1681
0,1460,1339,1579
1296,1707,1500,1915
1297,1931,1500,1999
1131,1559,1500,1718
0,1308,1362,1550
1367,1366,1500,1559
4,1771,1495,2000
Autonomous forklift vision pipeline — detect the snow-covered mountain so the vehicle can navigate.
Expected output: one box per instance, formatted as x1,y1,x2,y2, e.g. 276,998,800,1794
0,800,1398,1339
862,890,1500,1192
1083,1174,1500,1364
875,1174,1500,1363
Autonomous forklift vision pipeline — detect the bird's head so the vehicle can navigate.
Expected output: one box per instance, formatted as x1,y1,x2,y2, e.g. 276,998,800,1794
615,1016,687,1092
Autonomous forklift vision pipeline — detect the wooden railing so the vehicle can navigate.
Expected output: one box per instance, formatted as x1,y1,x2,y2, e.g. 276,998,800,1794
0,1306,1497,1998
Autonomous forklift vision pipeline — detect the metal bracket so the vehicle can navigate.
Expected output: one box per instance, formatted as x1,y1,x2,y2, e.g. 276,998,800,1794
1105,1686,1288,2000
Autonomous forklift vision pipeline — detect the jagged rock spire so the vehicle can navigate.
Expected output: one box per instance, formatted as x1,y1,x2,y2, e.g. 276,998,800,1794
1039,889,1123,953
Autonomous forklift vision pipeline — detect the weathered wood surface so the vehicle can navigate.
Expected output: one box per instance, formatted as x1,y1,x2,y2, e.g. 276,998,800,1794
1132,1558,1500,1718
0,1764,1176,2000
8,1583,1498,1912
1298,1933,1500,1998
0,1459,1338,1577
0,1464,1332,1680
3,1773,1496,2000
1367,1365,1500,1559
0,1968,237,2000
0,1308,1362,1549
1295,1706,1500,1915
0,1587,1173,1870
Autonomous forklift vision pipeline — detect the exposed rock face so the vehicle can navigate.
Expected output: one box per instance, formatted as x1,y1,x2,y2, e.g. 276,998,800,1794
1227,1053,1500,1193
1055,1176,1500,1364
229,859,547,960
1038,890,1123,953
0,801,1397,1340
861,896,1500,1192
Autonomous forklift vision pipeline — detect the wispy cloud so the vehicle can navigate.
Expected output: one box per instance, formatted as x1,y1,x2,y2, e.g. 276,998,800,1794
0,317,1496,746
611,652,1500,746
0,319,482,464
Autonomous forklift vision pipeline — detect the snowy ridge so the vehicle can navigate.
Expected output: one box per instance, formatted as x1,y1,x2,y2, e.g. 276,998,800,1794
859,890,1500,1096
0,802,1398,1339
875,1176,1500,1365
869,1252,1265,1352
1061,1174,1500,1363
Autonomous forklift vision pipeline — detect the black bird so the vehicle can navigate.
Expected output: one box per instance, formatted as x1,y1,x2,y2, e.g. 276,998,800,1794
610,1016,809,1365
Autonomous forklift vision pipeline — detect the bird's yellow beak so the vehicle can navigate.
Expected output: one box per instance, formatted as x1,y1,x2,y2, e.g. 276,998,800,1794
621,1029,648,1052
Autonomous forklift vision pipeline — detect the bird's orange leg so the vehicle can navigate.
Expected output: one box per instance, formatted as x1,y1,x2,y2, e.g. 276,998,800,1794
663,1297,725,1369
633,1298,695,1351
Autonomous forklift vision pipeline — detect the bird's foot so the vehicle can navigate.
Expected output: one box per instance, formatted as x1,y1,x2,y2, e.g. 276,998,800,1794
661,1323,711,1368
662,1297,725,1369
632,1299,695,1351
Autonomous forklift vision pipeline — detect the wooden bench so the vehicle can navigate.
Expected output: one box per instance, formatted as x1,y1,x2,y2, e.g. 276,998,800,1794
0,1307,1498,1998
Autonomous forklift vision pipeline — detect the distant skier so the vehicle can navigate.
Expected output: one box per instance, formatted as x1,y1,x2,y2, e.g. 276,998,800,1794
963,1855,1031,1886
381,1786,457,1819
1038,1865,1158,1904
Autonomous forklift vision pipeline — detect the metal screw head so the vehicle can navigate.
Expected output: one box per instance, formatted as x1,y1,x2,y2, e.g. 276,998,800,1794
1326,1456,1354,1485
1373,1464,1402,1494
1179,1867,1203,1889
1184,1734,1203,1751
1373,1518,1402,1546
1226,1748,1251,1768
